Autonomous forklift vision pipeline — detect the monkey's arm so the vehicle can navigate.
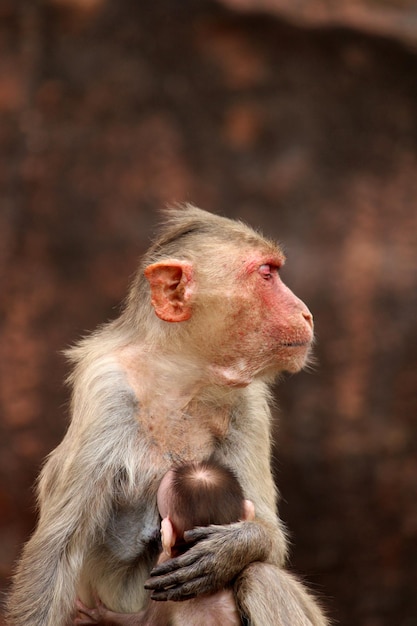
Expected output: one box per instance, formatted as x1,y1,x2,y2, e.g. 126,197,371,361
6,365,142,626
7,450,116,625
145,520,272,601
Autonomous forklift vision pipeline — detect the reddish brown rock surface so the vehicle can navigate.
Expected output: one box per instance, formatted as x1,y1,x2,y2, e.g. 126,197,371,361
221,0,417,44
1,1,416,625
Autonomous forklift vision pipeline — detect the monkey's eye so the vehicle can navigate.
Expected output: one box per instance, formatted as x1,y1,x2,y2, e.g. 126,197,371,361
259,264,275,280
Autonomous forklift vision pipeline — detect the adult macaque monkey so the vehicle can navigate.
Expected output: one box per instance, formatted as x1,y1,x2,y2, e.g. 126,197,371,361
7,205,327,626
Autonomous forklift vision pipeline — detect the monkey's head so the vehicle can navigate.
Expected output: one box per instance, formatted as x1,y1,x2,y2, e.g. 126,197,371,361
157,460,256,557
128,205,314,387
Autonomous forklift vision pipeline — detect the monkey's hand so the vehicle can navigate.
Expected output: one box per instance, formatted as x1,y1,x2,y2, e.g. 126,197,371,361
74,598,135,626
144,521,272,601
74,598,104,625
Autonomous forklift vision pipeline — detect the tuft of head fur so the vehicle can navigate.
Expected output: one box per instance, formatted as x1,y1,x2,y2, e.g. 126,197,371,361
150,204,274,257
163,457,246,541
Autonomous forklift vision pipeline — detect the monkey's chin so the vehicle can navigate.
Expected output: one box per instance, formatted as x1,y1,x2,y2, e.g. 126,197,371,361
275,343,313,375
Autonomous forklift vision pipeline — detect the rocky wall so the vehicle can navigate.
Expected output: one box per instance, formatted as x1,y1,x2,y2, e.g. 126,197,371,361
0,1,416,624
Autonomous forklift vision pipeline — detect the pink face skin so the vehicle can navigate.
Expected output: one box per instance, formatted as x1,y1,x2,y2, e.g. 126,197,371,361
210,251,314,381
249,253,313,347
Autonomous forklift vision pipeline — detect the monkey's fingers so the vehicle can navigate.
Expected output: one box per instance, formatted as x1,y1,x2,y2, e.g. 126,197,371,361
145,556,212,590
183,522,248,546
149,576,209,602
74,599,101,624
147,550,202,578
183,525,219,543
145,565,206,592
75,600,98,617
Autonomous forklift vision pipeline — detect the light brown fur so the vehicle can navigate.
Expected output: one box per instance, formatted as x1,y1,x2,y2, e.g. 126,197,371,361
74,459,247,625
6,205,327,626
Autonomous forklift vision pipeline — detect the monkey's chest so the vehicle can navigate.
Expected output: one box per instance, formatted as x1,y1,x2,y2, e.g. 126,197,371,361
141,408,230,463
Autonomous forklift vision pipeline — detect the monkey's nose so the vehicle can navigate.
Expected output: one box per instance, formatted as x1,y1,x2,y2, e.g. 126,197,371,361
302,310,313,329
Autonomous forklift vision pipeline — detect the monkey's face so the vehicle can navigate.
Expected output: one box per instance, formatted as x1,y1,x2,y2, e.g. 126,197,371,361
196,248,314,384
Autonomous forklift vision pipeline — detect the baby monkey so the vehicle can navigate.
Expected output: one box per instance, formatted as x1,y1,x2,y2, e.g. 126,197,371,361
75,458,255,626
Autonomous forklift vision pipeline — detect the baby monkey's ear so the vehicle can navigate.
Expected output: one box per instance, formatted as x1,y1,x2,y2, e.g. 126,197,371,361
160,516,176,556
242,499,256,521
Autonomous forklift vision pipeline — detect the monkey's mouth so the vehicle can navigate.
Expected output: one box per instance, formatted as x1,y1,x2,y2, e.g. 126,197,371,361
281,341,310,347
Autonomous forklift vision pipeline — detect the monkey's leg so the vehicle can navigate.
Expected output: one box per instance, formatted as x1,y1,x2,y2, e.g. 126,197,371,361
234,562,328,626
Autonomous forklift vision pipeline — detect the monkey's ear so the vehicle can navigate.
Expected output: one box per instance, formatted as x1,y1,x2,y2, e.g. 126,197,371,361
242,499,256,521
160,516,176,556
144,260,194,322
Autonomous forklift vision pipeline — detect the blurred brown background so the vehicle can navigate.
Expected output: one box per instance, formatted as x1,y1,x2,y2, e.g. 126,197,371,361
1,0,416,624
